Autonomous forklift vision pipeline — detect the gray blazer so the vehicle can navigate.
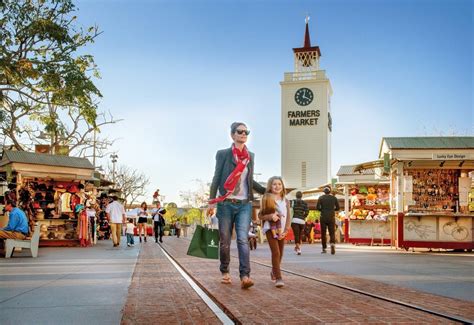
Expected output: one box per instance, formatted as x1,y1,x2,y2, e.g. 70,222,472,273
209,147,265,201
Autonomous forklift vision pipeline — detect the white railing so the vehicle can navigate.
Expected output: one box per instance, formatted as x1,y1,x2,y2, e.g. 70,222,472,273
284,70,327,82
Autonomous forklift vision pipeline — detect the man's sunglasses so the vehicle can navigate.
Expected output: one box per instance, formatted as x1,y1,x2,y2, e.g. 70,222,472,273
235,129,250,135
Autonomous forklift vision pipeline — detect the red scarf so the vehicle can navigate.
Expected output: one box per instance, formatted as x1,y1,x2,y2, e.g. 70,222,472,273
209,144,250,204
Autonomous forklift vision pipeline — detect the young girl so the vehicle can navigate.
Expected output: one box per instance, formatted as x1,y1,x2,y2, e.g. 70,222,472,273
137,202,148,243
258,176,291,288
260,194,282,239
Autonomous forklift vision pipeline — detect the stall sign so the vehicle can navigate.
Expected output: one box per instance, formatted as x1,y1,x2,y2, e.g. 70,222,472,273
383,153,390,174
432,153,474,160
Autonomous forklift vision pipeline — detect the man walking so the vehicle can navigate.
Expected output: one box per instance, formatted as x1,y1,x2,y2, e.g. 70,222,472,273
316,187,340,255
152,204,166,243
105,195,126,247
208,122,265,289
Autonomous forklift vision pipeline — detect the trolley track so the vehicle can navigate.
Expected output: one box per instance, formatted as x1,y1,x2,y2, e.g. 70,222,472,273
159,242,472,325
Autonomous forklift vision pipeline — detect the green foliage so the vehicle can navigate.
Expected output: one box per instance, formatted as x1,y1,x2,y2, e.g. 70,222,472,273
185,208,203,225
0,0,103,151
306,210,320,222
164,202,178,223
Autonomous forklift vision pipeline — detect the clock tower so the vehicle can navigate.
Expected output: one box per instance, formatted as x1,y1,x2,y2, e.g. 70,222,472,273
280,18,333,189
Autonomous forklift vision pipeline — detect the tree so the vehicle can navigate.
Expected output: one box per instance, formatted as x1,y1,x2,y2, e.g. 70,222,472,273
164,202,178,224
179,179,210,208
184,208,204,225
105,164,150,208
0,0,119,157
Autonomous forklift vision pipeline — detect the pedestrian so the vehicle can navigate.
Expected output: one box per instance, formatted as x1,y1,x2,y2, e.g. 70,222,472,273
258,176,291,288
291,191,309,255
313,219,321,241
152,207,166,243
137,202,148,243
151,202,161,243
175,219,182,238
207,121,266,289
210,214,218,229
125,218,135,247
105,195,126,247
0,201,29,240
248,221,257,250
316,187,340,254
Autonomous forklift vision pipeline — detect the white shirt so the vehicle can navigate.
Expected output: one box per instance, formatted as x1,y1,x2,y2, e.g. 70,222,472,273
262,198,288,234
151,208,160,221
125,223,135,234
227,166,249,200
105,201,125,223
86,208,96,218
137,208,148,218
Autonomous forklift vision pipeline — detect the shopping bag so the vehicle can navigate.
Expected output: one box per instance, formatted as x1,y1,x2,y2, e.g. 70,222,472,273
187,225,219,259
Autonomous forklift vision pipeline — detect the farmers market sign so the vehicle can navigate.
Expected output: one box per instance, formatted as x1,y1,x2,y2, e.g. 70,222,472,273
287,109,320,126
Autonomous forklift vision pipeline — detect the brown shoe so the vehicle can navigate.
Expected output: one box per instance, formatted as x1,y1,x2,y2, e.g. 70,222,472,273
241,276,254,289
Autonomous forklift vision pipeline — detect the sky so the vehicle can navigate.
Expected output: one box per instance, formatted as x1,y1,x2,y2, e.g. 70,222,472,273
76,0,473,205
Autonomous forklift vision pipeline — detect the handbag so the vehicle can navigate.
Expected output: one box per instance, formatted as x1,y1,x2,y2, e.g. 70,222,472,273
186,225,219,259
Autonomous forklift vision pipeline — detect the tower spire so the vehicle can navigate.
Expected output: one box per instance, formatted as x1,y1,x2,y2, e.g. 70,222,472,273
304,15,311,48
293,16,321,71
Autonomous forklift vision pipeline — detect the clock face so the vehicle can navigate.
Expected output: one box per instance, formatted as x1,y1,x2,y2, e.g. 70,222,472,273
294,88,314,106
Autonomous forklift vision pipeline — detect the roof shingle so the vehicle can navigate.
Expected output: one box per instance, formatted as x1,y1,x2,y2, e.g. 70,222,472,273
0,150,94,169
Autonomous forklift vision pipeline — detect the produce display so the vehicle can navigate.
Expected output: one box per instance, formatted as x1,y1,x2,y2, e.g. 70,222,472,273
469,189,474,213
349,185,390,220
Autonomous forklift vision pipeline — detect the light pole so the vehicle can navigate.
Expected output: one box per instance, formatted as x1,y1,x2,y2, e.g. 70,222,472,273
110,154,118,185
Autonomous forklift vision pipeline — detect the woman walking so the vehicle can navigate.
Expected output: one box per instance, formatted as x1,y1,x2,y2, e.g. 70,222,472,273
291,191,308,255
137,202,148,243
258,176,291,288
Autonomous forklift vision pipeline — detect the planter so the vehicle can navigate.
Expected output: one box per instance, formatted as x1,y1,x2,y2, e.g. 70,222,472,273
163,231,170,236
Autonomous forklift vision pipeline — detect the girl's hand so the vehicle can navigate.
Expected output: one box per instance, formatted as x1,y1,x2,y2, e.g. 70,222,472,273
271,213,280,222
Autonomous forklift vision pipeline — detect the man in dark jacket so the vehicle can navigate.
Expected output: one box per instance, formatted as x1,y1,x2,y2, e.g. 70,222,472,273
207,122,265,289
316,187,340,254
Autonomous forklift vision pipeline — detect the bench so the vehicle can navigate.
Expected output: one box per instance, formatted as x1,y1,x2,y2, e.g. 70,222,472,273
5,224,40,258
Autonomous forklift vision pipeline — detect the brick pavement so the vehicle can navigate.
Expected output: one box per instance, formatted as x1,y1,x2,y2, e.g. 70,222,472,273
273,262,474,322
121,241,221,324
125,237,471,324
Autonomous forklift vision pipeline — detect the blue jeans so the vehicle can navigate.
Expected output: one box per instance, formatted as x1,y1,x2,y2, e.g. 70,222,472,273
126,233,134,245
216,201,252,279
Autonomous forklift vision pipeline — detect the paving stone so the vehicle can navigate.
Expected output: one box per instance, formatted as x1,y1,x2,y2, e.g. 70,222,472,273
123,237,472,324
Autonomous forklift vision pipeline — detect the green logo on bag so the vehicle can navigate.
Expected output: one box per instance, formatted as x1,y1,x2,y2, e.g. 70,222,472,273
209,239,218,248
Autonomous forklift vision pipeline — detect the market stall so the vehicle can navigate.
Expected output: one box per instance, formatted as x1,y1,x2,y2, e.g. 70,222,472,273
0,150,97,247
380,137,474,250
337,165,392,245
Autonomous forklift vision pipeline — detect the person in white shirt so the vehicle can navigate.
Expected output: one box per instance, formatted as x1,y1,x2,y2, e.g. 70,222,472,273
105,196,126,247
125,219,135,247
151,202,166,243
